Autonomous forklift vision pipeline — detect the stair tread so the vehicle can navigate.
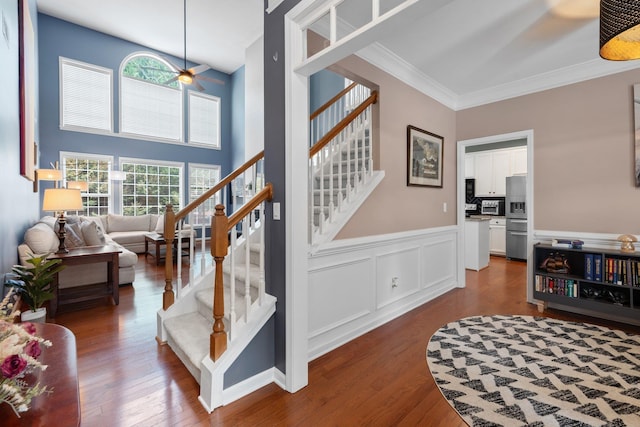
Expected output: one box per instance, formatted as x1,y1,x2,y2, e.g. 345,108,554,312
165,312,212,370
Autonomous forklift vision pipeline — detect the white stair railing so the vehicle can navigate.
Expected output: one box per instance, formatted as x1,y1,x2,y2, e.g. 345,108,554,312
308,88,377,246
161,152,270,361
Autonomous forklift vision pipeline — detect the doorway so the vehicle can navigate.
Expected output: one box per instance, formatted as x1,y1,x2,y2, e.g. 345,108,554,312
457,130,534,303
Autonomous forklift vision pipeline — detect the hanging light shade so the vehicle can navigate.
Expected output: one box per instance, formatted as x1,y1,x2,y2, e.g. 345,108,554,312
600,0,640,60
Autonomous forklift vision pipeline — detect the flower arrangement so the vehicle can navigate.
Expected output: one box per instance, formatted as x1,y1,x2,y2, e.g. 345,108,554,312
0,288,52,416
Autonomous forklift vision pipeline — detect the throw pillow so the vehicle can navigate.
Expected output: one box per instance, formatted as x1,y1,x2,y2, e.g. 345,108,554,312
155,215,165,234
81,220,105,246
23,222,59,254
65,222,85,248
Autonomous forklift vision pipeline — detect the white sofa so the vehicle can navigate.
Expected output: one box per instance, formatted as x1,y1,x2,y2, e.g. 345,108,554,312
18,216,138,287
94,213,191,254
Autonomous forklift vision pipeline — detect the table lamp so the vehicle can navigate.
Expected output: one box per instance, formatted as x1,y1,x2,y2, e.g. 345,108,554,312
42,188,83,253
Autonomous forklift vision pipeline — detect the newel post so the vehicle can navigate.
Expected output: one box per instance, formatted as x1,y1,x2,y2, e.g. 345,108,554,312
211,204,228,360
163,204,176,310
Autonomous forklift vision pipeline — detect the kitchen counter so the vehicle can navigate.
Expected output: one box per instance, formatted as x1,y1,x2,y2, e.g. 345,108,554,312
465,218,490,270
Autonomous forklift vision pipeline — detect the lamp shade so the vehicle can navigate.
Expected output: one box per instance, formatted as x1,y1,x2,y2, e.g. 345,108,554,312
600,0,640,60
42,188,83,212
67,181,89,191
36,169,63,181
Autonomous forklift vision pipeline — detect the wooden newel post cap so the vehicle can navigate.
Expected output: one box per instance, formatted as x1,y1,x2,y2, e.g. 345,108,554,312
214,204,225,216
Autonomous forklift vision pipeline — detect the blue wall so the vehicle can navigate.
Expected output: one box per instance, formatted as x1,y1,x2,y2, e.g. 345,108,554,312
37,14,237,211
0,0,40,274
231,66,246,169
310,69,345,113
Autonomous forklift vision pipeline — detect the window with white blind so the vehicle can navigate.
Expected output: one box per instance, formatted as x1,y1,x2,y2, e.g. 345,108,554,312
189,92,221,149
120,53,183,141
188,164,221,225
120,158,183,216
60,152,113,216
59,58,112,133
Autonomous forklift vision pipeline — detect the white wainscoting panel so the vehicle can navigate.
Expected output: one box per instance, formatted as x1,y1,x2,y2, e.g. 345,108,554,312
308,226,459,360
308,257,375,338
376,246,421,309
423,237,456,288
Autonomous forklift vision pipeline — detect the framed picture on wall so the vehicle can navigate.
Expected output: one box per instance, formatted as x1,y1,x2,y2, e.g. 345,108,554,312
18,0,36,182
634,84,640,187
407,125,443,188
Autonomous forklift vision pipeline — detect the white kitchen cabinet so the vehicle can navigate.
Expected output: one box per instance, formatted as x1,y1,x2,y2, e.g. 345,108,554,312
510,147,527,175
489,217,506,256
474,150,510,196
465,153,475,178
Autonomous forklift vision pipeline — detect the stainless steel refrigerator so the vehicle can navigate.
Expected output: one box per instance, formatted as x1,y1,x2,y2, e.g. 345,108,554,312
506,175,527,260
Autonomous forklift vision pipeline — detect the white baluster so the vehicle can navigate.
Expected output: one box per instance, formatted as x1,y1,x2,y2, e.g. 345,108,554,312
244,215,251,321
229,227,237,341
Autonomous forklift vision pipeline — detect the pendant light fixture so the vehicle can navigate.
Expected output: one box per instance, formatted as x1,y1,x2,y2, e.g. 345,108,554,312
600,0,640,60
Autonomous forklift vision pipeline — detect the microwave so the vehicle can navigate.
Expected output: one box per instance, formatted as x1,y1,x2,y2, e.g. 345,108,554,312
481,200,505,216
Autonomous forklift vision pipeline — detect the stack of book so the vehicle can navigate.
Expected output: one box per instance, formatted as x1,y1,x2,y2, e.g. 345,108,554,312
603,257,640,286
534,275,578,297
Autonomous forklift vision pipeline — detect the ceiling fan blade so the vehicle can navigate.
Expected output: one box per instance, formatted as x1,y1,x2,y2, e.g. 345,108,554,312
193,80,205,91
162,76,180,85
195,75,225,85
188,64,210,75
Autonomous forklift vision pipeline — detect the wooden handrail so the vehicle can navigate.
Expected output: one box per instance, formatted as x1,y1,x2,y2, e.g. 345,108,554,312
227,183,273,230
174,150,264,223
309,82,358,121
309,91,378,158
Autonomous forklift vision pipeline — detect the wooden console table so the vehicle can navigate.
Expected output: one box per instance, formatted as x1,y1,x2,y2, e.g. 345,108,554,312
0,323,80,426
48,245,121,317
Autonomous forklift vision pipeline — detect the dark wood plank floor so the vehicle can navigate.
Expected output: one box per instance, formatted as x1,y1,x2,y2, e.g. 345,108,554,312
51,254,640,426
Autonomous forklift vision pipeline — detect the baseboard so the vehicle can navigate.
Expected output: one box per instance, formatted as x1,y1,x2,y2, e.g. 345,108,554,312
222,368,279,406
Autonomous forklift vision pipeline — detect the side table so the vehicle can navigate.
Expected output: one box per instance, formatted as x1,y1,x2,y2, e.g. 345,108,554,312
0,323,80,426
48,245,121,316
144,232,190,265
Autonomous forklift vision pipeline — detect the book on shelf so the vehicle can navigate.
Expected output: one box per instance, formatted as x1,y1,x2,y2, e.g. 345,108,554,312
552,239,573,248
585,254,593,280
594,255,602,282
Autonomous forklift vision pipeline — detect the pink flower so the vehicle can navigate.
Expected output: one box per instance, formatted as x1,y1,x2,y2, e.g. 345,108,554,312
22,322,36,335
24,340,41,359
1,355,27,379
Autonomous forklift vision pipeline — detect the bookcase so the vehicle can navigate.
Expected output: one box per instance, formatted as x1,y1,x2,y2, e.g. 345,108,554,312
533,243,640,323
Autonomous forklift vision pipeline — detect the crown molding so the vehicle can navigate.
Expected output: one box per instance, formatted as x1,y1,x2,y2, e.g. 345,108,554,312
356,42,459,110
357,41,640,111
456,59,640,110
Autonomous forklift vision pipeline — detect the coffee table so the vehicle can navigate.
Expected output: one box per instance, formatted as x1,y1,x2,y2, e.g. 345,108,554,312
144,232,190,265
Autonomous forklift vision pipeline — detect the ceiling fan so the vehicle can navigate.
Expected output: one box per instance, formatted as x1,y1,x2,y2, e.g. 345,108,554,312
160,0,224,91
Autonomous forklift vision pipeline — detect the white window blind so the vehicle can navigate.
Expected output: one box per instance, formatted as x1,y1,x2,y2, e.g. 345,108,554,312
60,58,112,132
189,92,220,148
120,76,182,141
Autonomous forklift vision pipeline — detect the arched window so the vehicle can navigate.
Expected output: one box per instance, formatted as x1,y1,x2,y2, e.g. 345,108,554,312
120,53,183,141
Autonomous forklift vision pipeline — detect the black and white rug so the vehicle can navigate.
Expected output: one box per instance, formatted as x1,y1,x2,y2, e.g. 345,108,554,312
427,315,640,426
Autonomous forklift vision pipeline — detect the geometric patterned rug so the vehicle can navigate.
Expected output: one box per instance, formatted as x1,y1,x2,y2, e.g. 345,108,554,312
426,315,640,426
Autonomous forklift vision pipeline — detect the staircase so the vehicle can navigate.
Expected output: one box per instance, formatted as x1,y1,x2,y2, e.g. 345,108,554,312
155,154,276,413
155,81,384,413
309,82,384,248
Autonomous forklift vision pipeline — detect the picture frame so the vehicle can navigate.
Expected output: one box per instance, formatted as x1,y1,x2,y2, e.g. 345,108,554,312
18,0,36,182
407,125,443,188
634,84,640,187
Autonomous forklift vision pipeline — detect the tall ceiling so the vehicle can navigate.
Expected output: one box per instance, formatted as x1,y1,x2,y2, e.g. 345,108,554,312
37,0,640,108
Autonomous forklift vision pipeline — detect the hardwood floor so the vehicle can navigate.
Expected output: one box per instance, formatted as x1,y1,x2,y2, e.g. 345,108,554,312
51,255,640,426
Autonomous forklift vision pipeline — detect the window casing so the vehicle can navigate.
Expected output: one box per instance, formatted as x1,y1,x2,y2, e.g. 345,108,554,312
188,164,221,226
59,57,113,133
60,152,113,216
189,91,221,149
120,158,183,216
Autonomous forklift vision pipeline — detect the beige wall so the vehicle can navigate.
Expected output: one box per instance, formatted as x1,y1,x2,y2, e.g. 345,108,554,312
458,69,640,234
334,55,458,239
